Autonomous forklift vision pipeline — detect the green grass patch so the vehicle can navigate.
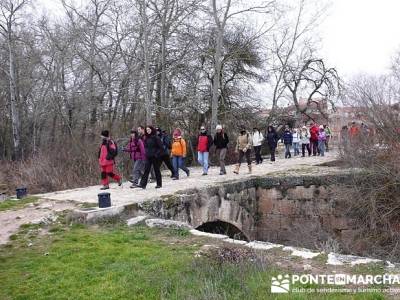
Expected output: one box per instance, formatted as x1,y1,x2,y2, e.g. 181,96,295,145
0,224,388,300
0,196,40,211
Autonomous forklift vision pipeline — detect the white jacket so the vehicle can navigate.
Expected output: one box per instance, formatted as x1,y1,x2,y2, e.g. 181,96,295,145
252,131,264,146
292,131,300,143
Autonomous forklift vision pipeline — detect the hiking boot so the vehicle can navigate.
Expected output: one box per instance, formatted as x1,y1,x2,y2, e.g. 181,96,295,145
172,177,179,180
100,185,109,190
186,170,190,177
155,185,162,189
202,172,208,176
248,165,252,174
118,179,123,186
130,184,140,189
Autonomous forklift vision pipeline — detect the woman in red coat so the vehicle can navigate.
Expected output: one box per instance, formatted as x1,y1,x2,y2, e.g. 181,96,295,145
98,130,122,190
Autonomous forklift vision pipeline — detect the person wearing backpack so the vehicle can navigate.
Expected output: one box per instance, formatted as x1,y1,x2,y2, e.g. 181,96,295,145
124,130,146,188
252,127,264,164
318,125,327,157
266,125,279,162
234,127,252,174
171,128,190,180
156,128,175,177
281,126,293,159
98,130,122,190
197,126,213,175
140,126,164,189
292,128,300,156
213,125,229,175
300,126,311,157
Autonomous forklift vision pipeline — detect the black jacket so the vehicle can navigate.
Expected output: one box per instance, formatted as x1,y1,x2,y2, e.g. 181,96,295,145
144,134,164,158
266,132,279,148
213,132,229,149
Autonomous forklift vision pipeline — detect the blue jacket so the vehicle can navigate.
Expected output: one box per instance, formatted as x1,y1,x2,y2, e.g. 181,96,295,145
282,131,293,145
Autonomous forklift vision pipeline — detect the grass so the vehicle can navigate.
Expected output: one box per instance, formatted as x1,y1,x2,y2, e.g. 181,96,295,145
0,196,40,211
0,223,389,300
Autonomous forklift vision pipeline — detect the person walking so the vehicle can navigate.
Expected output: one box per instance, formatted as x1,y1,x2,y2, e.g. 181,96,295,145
139,126,164,189
282,126,293,159
213,125,229,175
300,126,311,157
156,128,175,177
124,130,146,188
266,125,279,162
340,125,349,152
98,130,122,190
252,127,264,164
234,127,252,174
197,126,213,175
138,125,156,182
309,122,320,156
292,128,300,156
324,125,332,152
318,125,327,156
170,128,190,180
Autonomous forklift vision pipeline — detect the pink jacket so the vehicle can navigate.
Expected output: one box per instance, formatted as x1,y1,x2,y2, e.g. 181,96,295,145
125,138,146,161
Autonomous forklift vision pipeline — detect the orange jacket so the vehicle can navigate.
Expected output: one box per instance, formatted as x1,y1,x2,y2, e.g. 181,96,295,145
171,138,187,157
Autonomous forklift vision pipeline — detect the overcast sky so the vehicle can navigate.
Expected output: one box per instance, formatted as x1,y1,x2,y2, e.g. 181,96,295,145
37,0,400,78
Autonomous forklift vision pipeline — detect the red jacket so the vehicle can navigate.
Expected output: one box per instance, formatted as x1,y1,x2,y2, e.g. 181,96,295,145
197,134,213,152
99,140,117,167
310,125,319,142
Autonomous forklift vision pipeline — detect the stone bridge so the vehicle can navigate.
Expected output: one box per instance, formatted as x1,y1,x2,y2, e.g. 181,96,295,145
39,152,362,251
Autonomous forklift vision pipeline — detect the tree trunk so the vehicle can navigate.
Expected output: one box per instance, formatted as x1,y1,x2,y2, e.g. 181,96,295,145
7,22,21,160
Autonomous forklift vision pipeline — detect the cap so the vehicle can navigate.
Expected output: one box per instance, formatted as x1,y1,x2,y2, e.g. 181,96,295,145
216,125,222,130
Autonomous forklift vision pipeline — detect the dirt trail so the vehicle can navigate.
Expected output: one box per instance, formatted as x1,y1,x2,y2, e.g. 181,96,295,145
0,199,77,245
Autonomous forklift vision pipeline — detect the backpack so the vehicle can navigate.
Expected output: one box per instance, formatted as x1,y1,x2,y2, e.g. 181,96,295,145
106,140,118,160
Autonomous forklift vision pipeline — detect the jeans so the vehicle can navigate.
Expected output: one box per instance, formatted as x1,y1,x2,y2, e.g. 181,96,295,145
140,157,162,188
285,144,291,158
131,160,145,184
171,156,189,178
216,148,227,173
318,140,326,157
293,142,300,156
198,151,209,174
254,145,263,163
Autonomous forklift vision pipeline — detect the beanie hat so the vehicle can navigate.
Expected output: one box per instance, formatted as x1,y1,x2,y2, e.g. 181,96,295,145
216,124,222,130
101,130,109,138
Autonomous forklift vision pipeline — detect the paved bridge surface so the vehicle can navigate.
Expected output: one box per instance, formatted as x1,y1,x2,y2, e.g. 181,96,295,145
39,151,338,206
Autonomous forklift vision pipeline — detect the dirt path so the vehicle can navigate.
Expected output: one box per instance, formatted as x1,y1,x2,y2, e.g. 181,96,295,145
0,199,77,245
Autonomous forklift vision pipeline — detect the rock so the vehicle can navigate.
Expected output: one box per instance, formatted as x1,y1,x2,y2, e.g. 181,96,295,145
145,218,192,229
31,214,58,225
326,252,382,266
126,216,147,226
189,229,228,239
282,246,321,259
28,242,33,247
303,264,313,271
246,241,283,251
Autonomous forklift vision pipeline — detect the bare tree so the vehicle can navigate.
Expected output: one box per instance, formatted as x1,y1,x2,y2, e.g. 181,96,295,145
0,0,29,159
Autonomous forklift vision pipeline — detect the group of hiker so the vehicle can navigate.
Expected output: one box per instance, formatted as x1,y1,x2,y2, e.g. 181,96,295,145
97,123,334,190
